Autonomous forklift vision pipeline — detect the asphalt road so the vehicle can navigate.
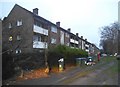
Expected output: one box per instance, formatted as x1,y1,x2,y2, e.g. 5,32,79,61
9,58,119,85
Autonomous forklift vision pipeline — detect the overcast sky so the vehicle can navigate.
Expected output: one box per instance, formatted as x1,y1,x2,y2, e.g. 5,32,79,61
0,0,119,48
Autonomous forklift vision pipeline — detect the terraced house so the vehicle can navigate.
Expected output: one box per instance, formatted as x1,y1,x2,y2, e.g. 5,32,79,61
2,4,99,55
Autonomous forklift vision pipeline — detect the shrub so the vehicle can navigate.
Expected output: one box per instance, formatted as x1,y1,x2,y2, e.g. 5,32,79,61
2,48,15,80
13,52,45,70
48,45,88,68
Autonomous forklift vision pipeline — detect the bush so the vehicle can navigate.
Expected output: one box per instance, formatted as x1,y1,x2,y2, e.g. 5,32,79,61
13,52,45,71
48,45,88,68
2,48,15,80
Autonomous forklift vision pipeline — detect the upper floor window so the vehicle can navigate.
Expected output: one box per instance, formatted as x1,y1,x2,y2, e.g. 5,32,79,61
33,34,41,42
8,23,12,28
60,31,64,45
17,19,22,26
65,33,69,38
51,38,56,44
34,20,42,27
51,26,57,33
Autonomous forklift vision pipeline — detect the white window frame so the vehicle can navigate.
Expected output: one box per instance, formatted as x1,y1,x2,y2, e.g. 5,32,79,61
17,19,22,26
17,35,21,40
60,31,64,45
66,42,69,46
51,38,56,44
51,26,57,33
8,23,12,28
65,33,69,38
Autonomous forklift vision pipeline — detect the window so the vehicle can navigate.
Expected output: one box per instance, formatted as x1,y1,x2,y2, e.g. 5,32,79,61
60,31,64,44
66,33,69,38
41,36,46,42
9,36,13,41
33,34,41,42
34,21,42,27
38,36,41,41
66,42,69,46
17,19,22,26
51,38,56,44
16,48,21,54
17,35,21,40
8,23,12,28
86,47,88,49
51,26,57,33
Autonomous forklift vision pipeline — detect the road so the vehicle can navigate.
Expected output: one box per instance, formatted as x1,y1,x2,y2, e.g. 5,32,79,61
9,57,119,85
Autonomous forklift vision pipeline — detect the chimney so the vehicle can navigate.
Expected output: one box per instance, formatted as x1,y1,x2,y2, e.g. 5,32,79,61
85,39,87,41
33,8,39,15
56,22,60,27
67,28,71,32
76,33,79,36
81,36,83,39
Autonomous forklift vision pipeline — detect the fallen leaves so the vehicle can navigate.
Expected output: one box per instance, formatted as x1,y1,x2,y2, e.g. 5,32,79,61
17,68,48,81
17,64,76,81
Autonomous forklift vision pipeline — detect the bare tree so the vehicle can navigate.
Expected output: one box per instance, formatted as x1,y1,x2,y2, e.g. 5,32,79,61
99,22,120,55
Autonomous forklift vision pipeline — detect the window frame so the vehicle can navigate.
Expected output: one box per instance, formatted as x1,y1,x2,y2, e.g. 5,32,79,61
33,34,41,42
17,35,21,41
65,33,70,38
17,19,22,26
51,26,57,33
8,23,12,28
51,38,57,44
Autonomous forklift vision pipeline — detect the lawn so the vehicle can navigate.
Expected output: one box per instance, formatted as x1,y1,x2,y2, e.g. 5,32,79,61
100,56,119,77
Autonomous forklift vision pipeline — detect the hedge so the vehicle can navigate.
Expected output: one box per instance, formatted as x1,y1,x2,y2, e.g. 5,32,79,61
47,45,88,68
2,48,15,80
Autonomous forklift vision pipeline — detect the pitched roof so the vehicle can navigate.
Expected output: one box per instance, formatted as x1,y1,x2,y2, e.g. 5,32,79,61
13,4,92,44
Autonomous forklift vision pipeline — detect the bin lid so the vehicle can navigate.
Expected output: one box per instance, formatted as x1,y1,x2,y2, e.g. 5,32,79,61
76,58,86,60
58,58,64,62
